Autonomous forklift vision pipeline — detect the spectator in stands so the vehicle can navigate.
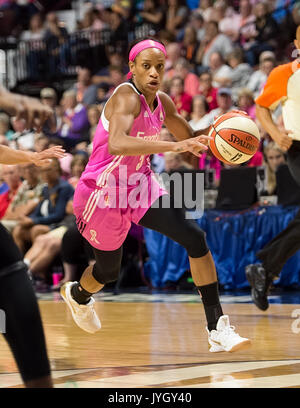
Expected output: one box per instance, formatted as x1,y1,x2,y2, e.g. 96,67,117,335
95,82,110,105
107,65,126,94
263,141,286,195
244,2,279,66
12,158,74,254
247,51,276,98
198,87,235,128
170,76,192,119
44,11,68,77
2,163,43,233
237,88,256,120
92,52,128,85
34,133,50,153
173,57,199,97
188,10,205,42
165,0,189,39
213,0,241,42
109,7,129,47
164,151,193,173
134,0,164,33
79,7,106,31
20,12,45,41
0,112,14,142
180,25,200,67
71,67,98,106
0,165,21,220
227,48,253,99
197,70,218,112
196,0,214,22
195,20,234,68
68,154,89,190
58,90,90,149
40,87,61,137
189,95,209,130
209,51,233,88
238,0,257,52
87,104,101,143
164,42,182,81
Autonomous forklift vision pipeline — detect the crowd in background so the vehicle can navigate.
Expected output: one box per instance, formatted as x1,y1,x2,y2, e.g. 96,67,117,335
0,0,298,291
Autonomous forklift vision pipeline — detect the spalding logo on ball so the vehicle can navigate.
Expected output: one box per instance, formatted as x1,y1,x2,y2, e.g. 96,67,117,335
209,110,260,165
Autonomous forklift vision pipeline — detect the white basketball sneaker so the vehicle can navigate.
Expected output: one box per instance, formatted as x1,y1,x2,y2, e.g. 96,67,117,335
60,282,101,334
207,315,250,352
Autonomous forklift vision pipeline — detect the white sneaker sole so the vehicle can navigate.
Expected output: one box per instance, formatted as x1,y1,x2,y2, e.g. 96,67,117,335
60,282,101,334
209,338,251,352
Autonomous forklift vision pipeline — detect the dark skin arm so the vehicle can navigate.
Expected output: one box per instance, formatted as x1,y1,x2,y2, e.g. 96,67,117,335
106,86,211,157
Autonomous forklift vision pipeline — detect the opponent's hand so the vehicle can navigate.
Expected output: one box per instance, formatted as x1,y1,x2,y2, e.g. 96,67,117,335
272,130,293,152
1,90,54,131
31,145,66,167
173,135,213,157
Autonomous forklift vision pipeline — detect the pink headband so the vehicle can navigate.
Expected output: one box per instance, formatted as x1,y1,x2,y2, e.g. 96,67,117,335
127,40,167,79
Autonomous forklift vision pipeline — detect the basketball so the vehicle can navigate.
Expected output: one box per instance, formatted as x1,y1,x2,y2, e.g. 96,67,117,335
209,111,261,165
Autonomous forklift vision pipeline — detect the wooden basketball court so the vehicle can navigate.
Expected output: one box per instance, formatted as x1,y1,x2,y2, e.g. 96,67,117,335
1,292,300,388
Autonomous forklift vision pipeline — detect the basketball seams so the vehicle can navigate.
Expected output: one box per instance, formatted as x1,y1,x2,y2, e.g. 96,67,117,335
214,130,258,154
209,127,232,165
214,127,261,142
214,135,253,164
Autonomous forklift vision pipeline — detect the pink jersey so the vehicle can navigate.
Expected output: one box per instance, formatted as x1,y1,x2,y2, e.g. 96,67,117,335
73,82,168,250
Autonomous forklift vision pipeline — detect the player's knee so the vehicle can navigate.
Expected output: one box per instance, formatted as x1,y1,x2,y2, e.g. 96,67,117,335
183,225,209,258
92,263,119,285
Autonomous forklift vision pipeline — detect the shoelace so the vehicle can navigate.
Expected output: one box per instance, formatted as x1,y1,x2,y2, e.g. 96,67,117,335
220,325,240,339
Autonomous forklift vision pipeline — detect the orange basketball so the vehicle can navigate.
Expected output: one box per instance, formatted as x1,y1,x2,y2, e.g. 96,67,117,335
209,111,260,165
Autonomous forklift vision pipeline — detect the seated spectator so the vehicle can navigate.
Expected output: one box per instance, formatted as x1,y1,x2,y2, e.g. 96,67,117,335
195,20,234,68
0,112,14,142
165,0,189,39
78,7,107,31
237,88,256,120
173,57,200,97
164,42,182,77
68,154,89,189
71,66,98,106
0,165,22,220
189,95,210,130
12,158,74,254
263,141,286,195
0,165,8,195
238,0,257,52
209,51,233,88
43,11,68,77
164,151,193,173
20,12,45,41
34,133,50,153
188,10,205,43
109,7,129,53
197,70,218,112
213,0,241,42
199,150,222,183
40,87,61,137
227,48,253,100
244,2,279,66
87,104,101,142
58,90,90,150
196,0,214,22
107,65,126,95
170,76,192,119
246,51,275,98
197,87,235,128
180,25,200,67
23,198,75,291
1,163,43,233
134,0,164,33
92,52,128,85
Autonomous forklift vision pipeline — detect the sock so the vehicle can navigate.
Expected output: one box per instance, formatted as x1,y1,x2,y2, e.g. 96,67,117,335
71,282,93,305
197,282,223,331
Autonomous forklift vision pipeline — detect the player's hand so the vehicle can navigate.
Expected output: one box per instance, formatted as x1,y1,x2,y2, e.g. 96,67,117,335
272,130,293,152
173,135,212,157
2,91,54,131
18,215,34,227
31,145,66,167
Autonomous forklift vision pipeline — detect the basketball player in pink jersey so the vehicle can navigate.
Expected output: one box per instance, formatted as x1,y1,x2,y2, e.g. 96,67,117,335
61,39,250,352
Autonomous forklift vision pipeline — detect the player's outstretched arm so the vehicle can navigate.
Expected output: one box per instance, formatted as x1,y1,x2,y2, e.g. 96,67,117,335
0,86,54,131
108,91,210,157
159,92,211,144
0,145,65,166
